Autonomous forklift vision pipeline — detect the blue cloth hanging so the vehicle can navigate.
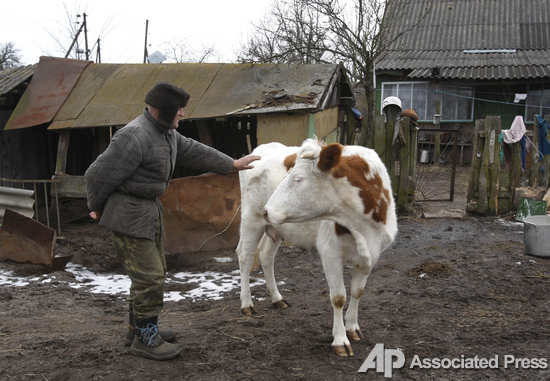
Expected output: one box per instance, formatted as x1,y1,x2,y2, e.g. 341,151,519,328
520,135,526,170
535,114,550,160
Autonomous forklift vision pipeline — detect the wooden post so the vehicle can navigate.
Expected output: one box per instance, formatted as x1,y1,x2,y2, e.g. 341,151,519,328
488,117,501,215
384,106,400,191
510,138,522,209
477,116,493,214
373,115,386,158
530,115,541,186
196,120,213,147
397,118,411,212
467,119,484,203
55,130,71,175
409,123,418,180
338,110,346,145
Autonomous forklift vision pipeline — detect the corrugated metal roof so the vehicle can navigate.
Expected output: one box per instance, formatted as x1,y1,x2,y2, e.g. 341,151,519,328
50,62,341,129
376,0,550,80
0,64,37,96
4,57,91,130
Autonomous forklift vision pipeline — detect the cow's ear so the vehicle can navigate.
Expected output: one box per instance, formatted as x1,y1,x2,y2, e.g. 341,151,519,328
318,143,342,172
284,153,297,171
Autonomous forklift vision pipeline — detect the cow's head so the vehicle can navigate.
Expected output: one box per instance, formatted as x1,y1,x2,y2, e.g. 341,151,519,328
263,141,346,225
264,139,392,226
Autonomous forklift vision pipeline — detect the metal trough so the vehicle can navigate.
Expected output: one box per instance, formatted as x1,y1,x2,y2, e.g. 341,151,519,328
524,215,550,257
0,209,72,270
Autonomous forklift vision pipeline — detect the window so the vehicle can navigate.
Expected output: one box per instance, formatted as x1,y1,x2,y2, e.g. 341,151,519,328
381,82,474,122
441,85,474,121
526,84,550,122
382,82,430,121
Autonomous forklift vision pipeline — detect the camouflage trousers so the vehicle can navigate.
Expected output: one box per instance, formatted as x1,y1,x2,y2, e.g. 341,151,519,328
112,221,166,320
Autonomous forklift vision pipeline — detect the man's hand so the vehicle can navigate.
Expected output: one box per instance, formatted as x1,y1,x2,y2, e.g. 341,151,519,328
233,155,261,170
89,211,102,220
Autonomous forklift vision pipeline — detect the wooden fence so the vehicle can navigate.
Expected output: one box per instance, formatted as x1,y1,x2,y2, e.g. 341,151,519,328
467,115,550,216
371,107,417,213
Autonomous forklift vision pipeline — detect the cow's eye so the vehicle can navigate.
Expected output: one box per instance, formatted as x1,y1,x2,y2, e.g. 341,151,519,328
293,177,302,183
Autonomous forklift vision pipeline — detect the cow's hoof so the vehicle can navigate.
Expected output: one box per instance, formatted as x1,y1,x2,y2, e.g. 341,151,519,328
333,344,354,357
346,329,364,342
273,299,291,309
241,307,257,315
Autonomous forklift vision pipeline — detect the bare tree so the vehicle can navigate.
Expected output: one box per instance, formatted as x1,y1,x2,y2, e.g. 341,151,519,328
0,42,22,69
238,0,332,64
238,0,430,146
161,38,217,63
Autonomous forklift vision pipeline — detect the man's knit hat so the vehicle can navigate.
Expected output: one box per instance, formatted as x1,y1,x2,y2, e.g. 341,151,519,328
145,81,190,127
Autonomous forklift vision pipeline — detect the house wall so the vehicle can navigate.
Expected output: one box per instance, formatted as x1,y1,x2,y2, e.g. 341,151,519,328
314,107,339,140
256,107,339,146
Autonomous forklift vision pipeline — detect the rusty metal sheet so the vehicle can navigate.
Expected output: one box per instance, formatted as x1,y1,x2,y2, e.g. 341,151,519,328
160,172,241,254
49,63,121,130
55,63,224,129
4,56,91,130
0,208,71,270
46,60,341,129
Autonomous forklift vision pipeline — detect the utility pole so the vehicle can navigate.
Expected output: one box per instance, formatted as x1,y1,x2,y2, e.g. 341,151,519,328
65,13,90,60
143,20,149,64
96,38,101,63
83,13,89,60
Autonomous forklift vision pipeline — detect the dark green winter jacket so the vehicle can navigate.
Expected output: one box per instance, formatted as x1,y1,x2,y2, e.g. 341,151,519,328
85,109,234,241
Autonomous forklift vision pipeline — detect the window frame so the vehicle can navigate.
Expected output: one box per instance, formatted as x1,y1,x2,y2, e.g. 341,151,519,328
381,81,474,123
525,84,550,123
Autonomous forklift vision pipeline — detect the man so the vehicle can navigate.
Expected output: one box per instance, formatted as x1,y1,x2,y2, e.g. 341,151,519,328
85,81,260,361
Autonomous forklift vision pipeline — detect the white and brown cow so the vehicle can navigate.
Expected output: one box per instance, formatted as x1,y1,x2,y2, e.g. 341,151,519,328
236,139,397,356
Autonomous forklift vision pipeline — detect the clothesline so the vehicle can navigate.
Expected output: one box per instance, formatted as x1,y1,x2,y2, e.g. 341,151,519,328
436,90,550,110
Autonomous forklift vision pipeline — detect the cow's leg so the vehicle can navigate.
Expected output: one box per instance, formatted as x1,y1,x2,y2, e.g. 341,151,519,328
257,234,288,309
237,227,265,315
319,249,352,357
345,268,370,342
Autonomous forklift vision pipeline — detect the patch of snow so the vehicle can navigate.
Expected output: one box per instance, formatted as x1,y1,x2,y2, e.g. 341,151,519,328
0,263,265,302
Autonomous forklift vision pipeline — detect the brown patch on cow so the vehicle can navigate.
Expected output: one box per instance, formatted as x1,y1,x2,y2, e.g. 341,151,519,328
331,294,346,309
318,143,343,172
335,223,351,236
331,155,390,224
284,153,297,171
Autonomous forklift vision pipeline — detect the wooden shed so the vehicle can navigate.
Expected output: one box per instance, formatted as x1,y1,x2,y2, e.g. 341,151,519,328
2,56,356,252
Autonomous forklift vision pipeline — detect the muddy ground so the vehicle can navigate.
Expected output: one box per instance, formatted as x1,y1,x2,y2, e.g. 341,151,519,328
1,189,550,380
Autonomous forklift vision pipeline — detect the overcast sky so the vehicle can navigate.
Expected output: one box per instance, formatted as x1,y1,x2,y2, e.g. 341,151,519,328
1,0,270,65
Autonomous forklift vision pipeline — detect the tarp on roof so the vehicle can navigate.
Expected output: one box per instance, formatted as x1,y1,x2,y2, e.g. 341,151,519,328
49,62,342,129
4,57,91,130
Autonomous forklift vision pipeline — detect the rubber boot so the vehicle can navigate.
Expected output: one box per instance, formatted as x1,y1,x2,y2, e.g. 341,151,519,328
130,316,181,360
125,305,176,346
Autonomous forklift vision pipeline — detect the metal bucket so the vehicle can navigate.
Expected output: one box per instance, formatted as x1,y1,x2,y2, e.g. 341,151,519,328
524,215,550,257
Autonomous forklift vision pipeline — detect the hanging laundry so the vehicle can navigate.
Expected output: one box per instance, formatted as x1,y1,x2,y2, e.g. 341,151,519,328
500,116,528,170
503,115,527,144
535,114,550,160
514,94,527,103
